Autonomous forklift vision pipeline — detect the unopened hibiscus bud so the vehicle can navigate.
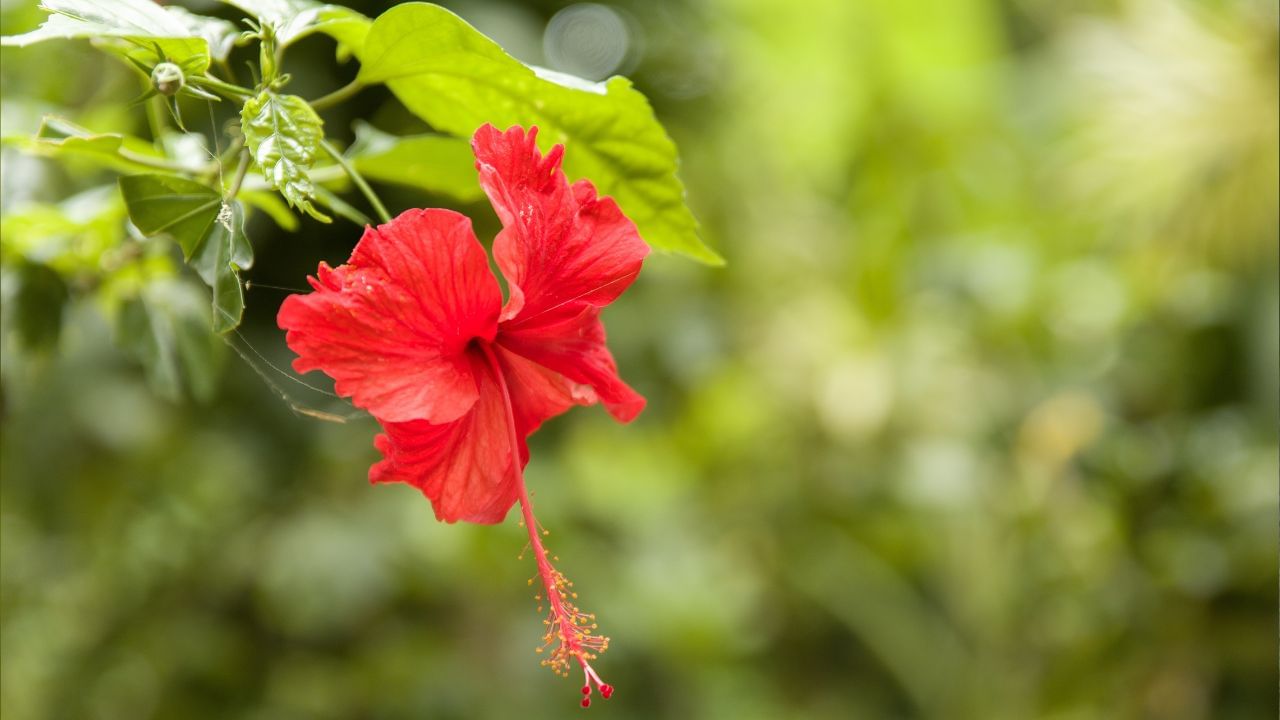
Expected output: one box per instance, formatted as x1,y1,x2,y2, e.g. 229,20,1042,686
150,62,184,96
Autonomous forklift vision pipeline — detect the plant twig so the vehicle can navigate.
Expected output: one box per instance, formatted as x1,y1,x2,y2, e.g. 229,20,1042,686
117,148,199,174
320,139,391,224
144,94,167,150
305,165,346,184
191,75,255,100
227,150,252,199
216,135,245,169
310,79,364,111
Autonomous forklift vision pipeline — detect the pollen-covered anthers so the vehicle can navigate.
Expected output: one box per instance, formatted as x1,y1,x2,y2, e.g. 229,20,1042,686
532,567,611,683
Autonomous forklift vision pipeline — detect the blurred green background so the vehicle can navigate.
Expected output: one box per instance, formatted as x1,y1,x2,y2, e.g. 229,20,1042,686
1,0,1277,718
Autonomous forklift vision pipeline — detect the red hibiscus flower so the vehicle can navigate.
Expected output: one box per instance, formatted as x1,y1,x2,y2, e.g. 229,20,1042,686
277,124,642,704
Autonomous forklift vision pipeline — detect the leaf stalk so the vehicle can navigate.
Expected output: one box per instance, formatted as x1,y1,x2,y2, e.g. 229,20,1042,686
190,75,255,100
310,79,364,111
227,150,252,199
320,139,391,224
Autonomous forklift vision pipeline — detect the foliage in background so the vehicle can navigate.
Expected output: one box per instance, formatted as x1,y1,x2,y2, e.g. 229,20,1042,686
1,0,1276,718
1,0,714,400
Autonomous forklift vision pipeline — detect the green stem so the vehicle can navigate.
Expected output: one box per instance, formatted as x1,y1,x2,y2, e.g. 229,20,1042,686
215,58,237,84
118,148,199,174
226,150,252,199
190,75,255,100
310,79,364,111
320,139,391,224
217,136,245,169
144,94,167,150
305,165,345,184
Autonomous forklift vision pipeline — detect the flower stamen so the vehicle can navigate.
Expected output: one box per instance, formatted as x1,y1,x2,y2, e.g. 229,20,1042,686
481,342,613,706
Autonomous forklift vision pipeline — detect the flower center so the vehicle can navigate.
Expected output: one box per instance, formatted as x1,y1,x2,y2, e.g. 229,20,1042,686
478,341,614,707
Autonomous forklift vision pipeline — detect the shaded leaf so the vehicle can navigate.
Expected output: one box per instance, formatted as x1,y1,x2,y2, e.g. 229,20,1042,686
118,174,254,332
118,174,220,258
348,120,482,202
241,91,329,222
357,2,719,264
1,0,213,70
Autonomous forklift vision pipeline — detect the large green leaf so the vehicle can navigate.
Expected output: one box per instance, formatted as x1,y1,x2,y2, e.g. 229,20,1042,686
356,3,719,264
164,7,241,62
118,174,220,257
217,0,370,49
348,121,481,202
2,116,182,174
241,91,329,222
118,174,254,332
0,0,214,70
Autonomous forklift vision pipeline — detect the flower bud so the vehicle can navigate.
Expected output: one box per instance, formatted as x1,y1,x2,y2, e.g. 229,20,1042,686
150,62,184,96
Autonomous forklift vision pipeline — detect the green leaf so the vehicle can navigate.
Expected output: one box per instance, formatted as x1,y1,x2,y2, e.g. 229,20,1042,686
116,278,224,402
348,120,482,202
356,3,719,264
164,7,241,63
118,174,254,332
1,0,214,70
118,174,221,258
217,0,370,49
241,91,330,222
1,116,179,174
189,202,253,333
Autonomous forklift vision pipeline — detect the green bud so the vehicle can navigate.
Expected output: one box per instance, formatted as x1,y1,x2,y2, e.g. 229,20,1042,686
150,62,184,96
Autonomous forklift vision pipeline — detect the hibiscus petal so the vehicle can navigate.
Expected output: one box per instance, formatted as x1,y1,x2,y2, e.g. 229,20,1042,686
472,124,650,326
370,351,519,524
500,306,645,423
278,209,502,423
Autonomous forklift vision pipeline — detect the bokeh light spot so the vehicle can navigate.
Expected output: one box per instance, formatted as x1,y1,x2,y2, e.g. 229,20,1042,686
543,4,633,81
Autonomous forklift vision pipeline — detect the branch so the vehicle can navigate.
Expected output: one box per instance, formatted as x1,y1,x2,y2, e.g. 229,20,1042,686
320,139,391,224
310,79,364,111
117,148,202,174
190,75,255,100
227,150,252,199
